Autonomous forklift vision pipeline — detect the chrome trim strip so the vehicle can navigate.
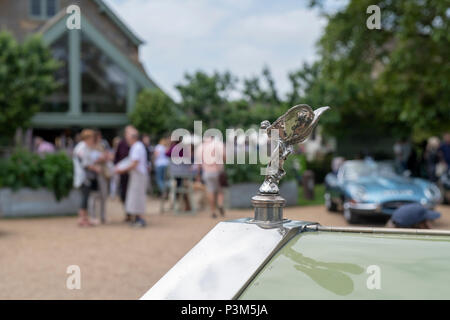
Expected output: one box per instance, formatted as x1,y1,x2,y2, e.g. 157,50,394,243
306,225,450,236
140,219,317,300
347,202,379,211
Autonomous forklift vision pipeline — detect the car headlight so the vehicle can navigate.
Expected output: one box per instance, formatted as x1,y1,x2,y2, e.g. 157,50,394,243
424,184,441,201
348,185,366,202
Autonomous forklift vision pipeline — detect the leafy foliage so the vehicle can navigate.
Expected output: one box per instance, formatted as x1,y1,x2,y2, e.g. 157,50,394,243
302,0,450,141
243,66,280,105
0,32,59,140
133,0,449,180
130,89,179,139
225,163,264,185
0,150,73,201
175,69,288,133
175,71,238,131
226,156,297,185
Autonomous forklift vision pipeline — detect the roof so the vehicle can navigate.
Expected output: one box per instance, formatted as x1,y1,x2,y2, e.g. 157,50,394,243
38,0,144,46
38,10,157,90
92,0,144,46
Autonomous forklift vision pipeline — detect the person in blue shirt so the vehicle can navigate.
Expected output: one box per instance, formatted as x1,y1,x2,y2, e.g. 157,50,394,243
386,203,441,229
438,132,450,168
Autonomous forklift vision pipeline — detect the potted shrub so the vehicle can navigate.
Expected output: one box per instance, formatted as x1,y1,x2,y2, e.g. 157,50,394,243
0,150,78,218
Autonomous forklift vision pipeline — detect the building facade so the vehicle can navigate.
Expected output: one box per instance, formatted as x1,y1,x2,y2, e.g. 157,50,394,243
0,0,157,140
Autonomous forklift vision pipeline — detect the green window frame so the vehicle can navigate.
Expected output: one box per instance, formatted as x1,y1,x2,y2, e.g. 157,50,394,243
29,0,59,20
34,11,157,128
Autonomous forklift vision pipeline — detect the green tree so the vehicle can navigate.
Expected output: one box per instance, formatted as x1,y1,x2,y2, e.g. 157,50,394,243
243,66,280,105
287,62,342,135
129,89,177,139
304,0,450,141
0,32,59,143
175,71,238,131
375,0,450,140
241,66,286,127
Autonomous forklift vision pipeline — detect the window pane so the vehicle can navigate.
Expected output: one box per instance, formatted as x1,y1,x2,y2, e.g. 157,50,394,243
30,0,41,16
46,0,57,17
80,34,128,113
42,34,69,112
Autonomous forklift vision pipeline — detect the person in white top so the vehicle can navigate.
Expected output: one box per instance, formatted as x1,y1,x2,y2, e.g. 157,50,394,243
153,137,170,196
115,126,148,227
73,129,104,227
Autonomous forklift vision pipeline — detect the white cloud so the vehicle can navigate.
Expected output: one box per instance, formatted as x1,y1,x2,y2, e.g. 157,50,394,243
225,9,323,45
104,0,326,101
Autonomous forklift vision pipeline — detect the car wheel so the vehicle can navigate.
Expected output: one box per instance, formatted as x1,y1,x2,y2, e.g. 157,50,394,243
325,192,338,212
343,203,359,224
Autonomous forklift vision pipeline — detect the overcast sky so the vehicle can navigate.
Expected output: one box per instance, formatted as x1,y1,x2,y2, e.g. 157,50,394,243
104,0,346,101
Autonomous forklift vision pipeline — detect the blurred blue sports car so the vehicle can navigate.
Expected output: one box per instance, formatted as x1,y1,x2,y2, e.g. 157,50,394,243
324,160,442,223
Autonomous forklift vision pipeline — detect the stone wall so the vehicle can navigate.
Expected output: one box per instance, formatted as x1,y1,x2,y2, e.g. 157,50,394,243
0,188,80,218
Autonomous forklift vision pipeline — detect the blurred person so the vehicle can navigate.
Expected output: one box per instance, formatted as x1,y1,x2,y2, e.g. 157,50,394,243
142,134,154,164
73,129,101,227
112,136,122,154
401,138,412,171
110,136,122,198
65,136,75,155
153,137,170,196
34,136,55,154
166,138,193,211
192,169,208,211
74,132,82,144
406,144,420,177
55,137,62,150
115,126,148,227
195,136,226,218
114,126,132,222
385,203,441,229
438,133,450,169
393,140,403,173
142,134,154,194
63,130,75,153
424,136,441,182
393,138,411,173
331,156,345,175
89,130,114,224
417,140,428,178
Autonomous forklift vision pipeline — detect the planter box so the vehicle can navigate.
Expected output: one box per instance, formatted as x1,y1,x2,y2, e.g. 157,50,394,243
0,188,80,218
226,180,298,209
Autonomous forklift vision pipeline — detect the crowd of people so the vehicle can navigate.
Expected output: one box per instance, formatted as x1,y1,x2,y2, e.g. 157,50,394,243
393,133,450,181
30,129,450,229
56,126,228,228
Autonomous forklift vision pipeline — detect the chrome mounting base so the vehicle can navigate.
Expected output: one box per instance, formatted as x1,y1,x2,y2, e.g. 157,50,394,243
250,193,290,228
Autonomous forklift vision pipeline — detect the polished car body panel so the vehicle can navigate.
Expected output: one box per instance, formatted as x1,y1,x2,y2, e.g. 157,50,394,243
141,219,316,300
239,231,450,299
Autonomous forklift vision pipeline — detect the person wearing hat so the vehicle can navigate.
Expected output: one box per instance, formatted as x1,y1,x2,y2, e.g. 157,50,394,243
386,203,441,229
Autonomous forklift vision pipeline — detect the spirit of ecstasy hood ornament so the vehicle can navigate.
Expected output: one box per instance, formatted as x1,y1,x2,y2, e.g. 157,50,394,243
259,104,330,194
251,104,330,227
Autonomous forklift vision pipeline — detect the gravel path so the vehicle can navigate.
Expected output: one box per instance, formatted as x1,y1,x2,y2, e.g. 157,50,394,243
1,197,449,299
